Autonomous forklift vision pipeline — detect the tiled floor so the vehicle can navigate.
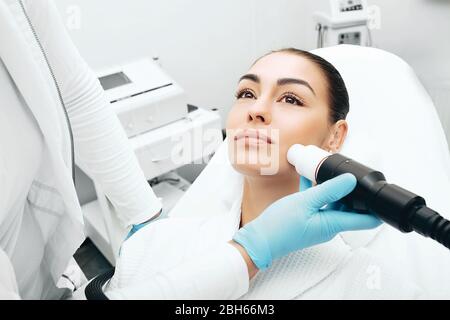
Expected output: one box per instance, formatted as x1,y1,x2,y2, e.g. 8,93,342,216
73,169,202,281
73,238,112,280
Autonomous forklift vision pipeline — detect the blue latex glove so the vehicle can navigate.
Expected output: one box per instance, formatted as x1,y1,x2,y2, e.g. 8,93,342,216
119,209,164,256
233,173,382,270
124,221,152,241
124,209,164,241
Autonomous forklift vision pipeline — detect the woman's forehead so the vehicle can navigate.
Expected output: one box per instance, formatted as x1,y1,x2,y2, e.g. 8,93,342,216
247,52,326,93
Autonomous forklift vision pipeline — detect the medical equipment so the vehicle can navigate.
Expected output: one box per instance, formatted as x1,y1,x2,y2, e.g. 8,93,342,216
314,0,372,48
288,144,450,249
98,58,188,137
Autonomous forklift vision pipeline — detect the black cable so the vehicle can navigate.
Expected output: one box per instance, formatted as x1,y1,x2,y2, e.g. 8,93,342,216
149,176,181,186
159,177,181,184
410,206,450,249
84,268,115,300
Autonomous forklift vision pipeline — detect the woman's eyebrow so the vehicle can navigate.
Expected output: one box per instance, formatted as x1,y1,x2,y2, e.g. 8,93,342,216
277,78,316,96
239,74,316,96
238,73,260,83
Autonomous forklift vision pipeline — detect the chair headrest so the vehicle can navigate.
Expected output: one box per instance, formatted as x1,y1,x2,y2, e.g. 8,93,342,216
171,45,450,223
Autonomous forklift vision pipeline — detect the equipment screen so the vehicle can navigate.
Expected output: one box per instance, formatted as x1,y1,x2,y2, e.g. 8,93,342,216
99,72,132,90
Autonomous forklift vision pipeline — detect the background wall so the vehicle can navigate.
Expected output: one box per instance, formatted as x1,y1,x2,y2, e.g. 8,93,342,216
55,0,450,140
55,0,450,203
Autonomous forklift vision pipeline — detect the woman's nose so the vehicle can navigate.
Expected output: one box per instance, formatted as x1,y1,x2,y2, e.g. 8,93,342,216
247,100,272,124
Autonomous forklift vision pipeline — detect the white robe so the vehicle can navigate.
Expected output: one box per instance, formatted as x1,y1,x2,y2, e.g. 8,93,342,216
104,43,450,300
106,185,426,299
107,134,450,299
0,0,161,299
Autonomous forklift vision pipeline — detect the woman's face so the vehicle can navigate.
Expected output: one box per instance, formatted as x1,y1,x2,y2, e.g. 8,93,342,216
227,52,341,177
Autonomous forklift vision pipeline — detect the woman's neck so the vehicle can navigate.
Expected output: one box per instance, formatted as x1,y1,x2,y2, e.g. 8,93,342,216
240,173,300,227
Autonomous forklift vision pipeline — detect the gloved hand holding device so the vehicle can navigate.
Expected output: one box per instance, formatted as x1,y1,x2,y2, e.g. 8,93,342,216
233,173,382,270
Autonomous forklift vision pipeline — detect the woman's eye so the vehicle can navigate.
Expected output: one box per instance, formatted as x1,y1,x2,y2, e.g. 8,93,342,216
280,94,304,106
236,90,256,99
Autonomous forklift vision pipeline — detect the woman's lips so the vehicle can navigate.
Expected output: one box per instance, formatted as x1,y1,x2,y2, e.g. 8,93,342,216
234,129,273,144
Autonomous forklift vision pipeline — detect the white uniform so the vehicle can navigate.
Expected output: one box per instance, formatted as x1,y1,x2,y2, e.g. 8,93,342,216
0,0,162,299
106,131,450,299
3,0,450,300
105,189,423,300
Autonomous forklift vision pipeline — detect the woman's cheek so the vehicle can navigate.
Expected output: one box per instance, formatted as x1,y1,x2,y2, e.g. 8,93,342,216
278,122,311,149
225,107,237,129
226,104,246,130
275,122,322,167
291,114,326,145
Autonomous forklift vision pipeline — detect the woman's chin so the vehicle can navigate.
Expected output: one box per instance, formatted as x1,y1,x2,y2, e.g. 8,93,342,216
228,144,282,176
230,162,280,177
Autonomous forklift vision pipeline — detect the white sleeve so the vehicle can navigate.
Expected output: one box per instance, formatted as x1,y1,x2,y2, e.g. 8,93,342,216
0,248,20,300
105,217,250,299
25,0,161,225
107,243,250,300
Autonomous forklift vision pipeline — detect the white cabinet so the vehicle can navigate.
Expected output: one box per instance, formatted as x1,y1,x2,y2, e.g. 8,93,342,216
80,108,222,264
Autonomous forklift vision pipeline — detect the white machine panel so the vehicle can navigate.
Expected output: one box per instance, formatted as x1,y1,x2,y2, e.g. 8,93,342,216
79,107,223,263
98,59,188,137
314,0,370,47
131,107,222,180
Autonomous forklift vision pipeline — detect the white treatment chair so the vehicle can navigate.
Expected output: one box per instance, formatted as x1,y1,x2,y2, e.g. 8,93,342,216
168,45,450,297
77,45,450,299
